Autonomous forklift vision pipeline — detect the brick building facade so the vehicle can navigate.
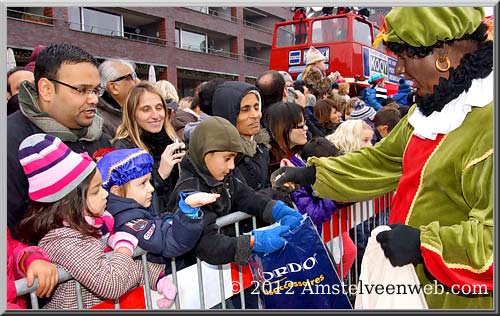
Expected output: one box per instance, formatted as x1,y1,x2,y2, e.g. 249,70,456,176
7,6,291,96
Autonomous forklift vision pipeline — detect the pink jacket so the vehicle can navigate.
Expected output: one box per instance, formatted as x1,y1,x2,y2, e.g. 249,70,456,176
7,228,50,309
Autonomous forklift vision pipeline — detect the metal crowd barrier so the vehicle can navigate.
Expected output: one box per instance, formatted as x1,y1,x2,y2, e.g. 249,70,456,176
14,193,392,310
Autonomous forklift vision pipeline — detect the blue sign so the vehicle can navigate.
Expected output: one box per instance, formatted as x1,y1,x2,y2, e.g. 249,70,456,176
289,50,302,66
362,46,402,84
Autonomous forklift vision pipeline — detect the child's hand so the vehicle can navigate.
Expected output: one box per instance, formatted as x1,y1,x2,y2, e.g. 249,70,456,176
184,192,220,208
26,259,58,297
280,158,295,167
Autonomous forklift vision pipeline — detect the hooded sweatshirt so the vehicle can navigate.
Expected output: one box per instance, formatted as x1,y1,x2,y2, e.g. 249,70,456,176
166,117,277,266
211,81,272,190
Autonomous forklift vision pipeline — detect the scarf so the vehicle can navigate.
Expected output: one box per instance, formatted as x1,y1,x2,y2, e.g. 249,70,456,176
239,128,271,157
140,127,173,160
374,85,387,100
18,81,103,142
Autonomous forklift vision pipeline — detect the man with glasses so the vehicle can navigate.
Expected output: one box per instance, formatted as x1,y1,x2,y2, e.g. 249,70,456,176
97,59,140,138
7,43,112,237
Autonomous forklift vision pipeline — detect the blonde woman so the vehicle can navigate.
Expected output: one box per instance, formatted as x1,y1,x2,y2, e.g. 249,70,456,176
155,80,179,113
326,119,374,154
113,81,185,213
155,80,179,103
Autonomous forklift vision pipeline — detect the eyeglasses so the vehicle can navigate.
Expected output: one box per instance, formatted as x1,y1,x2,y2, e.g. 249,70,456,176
47,78,104,97
293,120,307,129
111,72,138,83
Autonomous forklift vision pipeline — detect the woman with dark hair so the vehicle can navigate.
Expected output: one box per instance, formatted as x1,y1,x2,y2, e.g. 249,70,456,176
113,81,185,214
314,98,343,135
273,7,493,309
265,102,307,173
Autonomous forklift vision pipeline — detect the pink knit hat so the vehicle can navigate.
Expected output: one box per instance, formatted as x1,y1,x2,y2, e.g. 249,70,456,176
18,133,96,203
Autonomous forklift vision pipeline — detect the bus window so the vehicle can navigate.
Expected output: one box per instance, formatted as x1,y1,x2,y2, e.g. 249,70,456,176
312,17,347,43
373,27,384,50
353,19,372,46
276,23,307,47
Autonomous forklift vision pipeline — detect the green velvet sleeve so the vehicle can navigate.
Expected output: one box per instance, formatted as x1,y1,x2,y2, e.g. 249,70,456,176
307,106,415,202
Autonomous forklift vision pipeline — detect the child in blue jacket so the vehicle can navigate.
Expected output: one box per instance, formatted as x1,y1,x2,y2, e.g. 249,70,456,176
96,147,220,259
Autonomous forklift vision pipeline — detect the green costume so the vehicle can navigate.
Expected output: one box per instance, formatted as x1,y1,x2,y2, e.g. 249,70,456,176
308,99,493,308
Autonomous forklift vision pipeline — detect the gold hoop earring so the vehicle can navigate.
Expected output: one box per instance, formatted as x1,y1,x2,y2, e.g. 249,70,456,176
435,56,451,72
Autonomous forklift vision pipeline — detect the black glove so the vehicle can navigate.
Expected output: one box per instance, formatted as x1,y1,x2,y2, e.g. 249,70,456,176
270,165,316,192
376,223,422,267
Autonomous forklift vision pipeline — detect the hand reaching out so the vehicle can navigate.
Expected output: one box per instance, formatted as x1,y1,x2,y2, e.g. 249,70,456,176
184,192,220,208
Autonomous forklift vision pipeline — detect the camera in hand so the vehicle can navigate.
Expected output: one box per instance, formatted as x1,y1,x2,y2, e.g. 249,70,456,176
286,86,297,103
173,139,186,154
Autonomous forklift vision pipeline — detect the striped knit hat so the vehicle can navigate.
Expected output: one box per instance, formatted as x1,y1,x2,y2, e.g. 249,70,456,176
350,99,377,121
18,133,96,203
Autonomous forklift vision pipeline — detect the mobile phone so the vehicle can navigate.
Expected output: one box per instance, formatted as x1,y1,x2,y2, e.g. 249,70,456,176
286,87,296,103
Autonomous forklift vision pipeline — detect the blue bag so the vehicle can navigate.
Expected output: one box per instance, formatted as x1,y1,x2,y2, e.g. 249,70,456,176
248,216,352,309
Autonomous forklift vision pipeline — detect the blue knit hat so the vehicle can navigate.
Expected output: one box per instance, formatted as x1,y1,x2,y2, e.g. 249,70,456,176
398,78,411,93
96,148,154,190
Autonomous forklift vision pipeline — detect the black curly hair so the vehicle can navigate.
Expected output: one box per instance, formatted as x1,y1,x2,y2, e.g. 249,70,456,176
385,23,492,116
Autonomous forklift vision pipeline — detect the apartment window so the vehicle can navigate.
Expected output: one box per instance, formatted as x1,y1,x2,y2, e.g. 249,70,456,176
68,7,123,36
188,7,208,14
176,27,207,53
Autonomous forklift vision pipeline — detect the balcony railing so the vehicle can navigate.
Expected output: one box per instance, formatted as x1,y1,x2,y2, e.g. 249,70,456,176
66,21,167,46
7,9,55,25
176,42,239,60
242,19,274,34
243,55,269,65
207,8,238,23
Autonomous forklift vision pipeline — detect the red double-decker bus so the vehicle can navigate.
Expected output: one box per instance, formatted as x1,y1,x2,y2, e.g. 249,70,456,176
269,10,401,96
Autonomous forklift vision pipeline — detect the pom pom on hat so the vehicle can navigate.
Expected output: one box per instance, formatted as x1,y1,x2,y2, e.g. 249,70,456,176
305,46,326,65
18,133,96,203
398,79,411,93
97,148,154,191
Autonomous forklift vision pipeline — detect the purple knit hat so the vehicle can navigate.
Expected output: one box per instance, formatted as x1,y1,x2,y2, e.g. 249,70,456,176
18,133,96,203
